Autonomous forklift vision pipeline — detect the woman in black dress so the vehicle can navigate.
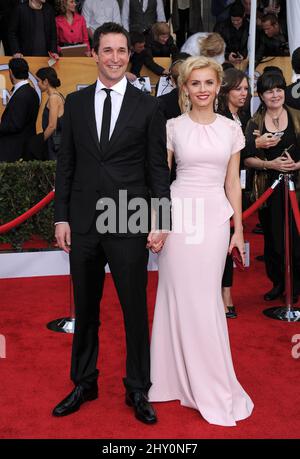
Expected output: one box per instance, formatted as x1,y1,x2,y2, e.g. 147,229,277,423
36,67,65,160
243,71,300,303
218,68,250,318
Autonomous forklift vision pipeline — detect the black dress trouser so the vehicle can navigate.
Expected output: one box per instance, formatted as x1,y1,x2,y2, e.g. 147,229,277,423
69,228,151,394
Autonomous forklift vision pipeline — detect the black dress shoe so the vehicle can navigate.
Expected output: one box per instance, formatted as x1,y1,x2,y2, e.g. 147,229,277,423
226,306,237,319
52,384,98,417
125,391,157,424
264,285,284,301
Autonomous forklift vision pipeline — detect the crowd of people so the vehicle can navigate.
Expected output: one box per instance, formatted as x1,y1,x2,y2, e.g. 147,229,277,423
0,1,290,64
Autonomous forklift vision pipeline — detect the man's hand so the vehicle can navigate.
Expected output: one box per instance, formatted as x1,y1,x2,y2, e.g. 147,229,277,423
13,53,23,58
147,230,169,253
55,222,71,253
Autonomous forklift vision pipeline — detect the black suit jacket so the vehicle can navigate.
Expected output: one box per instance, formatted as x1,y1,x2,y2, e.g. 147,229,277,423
9,2,57,55
158,88,180,120
0,83,40,162
54,81,171,235
285,80,300,111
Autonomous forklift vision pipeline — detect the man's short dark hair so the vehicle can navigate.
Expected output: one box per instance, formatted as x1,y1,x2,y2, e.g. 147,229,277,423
261,13,279,25
130,31,146,47
292,47,300,74
8,57,29,79
230,1,245,18
92,22,131,53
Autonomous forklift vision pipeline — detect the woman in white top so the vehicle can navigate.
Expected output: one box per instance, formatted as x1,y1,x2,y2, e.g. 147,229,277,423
181,32,225,65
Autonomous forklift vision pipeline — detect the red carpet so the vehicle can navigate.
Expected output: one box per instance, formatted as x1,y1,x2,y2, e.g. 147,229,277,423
0,216,300,439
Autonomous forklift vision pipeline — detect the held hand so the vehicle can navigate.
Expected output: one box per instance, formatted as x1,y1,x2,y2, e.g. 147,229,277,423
13,53,23,58
255,132,281,149
55,223,71,254
147,230,169,253
228,231,246,267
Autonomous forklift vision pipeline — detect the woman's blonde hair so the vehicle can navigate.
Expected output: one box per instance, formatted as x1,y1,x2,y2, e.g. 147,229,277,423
152,22,170,42
199,33,225,58
178,56,223,113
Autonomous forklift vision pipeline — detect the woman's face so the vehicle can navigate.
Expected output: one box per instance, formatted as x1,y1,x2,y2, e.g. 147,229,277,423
184,67,220,110
228,77,249,110
36,77,47,92
261,87,285,110
158,33,169,45
66,0,76,12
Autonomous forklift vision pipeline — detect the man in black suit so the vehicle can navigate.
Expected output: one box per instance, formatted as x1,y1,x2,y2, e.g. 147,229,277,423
53,22,171,424
285,47,300,111
0,58,39,163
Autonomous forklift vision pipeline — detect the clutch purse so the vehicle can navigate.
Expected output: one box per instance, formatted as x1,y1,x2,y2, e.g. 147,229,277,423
231,247,245,271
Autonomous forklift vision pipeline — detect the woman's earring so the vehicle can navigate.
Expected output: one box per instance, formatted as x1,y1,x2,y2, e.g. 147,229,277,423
185,92,190,111
214,95,219,112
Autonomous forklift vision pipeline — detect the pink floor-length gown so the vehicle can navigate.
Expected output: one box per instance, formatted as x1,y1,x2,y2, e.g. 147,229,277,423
149,113,254,426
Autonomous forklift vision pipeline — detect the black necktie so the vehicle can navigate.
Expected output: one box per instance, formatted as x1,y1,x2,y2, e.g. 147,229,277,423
100,88,112,151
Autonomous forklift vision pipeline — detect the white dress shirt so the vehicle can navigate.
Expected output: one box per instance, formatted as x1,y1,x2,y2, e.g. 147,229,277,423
11,80,29,97
122,0,166,32
55,76,128,225
94,76,128,141
82,0,121,31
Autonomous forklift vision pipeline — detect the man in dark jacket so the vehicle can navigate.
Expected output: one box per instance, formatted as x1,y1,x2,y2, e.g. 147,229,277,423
0,58,40,162
214,2,249,62
128,31,169,77
9,0,58,57
255,13,289,66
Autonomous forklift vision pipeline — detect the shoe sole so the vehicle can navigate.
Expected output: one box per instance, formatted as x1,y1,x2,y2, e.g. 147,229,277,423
52,392,98,417
125,398,157,424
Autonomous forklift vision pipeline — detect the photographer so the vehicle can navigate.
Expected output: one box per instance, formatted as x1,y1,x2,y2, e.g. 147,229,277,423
255,13,289,66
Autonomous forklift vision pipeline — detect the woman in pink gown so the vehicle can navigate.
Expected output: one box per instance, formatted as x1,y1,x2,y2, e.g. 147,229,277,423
148,56,254,426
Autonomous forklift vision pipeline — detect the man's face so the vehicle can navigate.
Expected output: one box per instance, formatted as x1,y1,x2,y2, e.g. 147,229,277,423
231,16,243,29
133,42,145,54
262,20,279,38
92,33,130,87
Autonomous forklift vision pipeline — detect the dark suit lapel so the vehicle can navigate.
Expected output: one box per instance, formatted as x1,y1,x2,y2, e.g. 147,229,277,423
84,82,102,159
105,82,142,155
